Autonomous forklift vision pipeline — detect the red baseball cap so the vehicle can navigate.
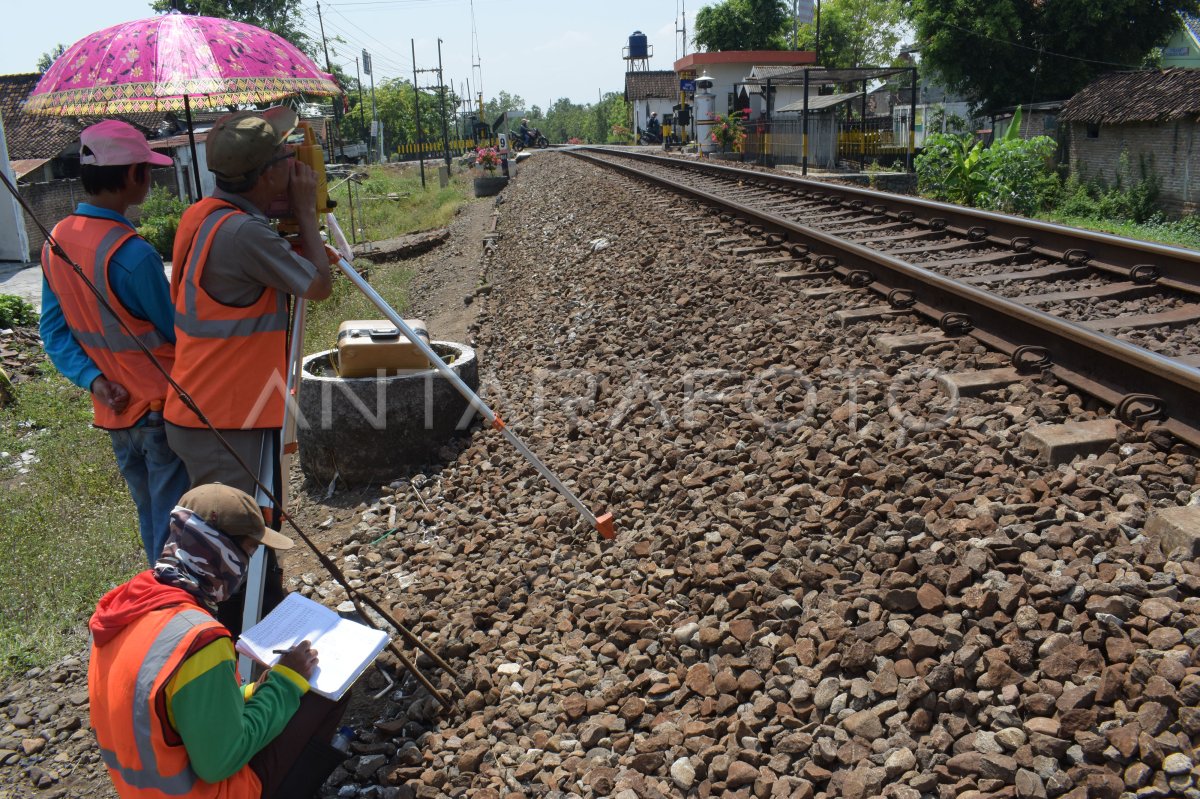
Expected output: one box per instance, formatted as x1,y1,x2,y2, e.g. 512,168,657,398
80,120,172,167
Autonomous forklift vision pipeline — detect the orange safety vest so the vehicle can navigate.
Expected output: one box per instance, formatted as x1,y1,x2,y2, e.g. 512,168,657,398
165,198,289,430
88,605,261,798
41,215,174,429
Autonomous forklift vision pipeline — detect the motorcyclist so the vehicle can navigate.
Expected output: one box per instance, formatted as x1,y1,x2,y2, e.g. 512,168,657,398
518,118,532,147
646,112,661,138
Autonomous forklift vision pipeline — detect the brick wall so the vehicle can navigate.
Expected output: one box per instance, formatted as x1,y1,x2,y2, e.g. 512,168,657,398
17,167,179,261
19,178,80,262
1067,120,1199,215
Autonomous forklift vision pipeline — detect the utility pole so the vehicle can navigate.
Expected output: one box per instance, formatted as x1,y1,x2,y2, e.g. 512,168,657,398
363,50,379,163
815,0,822,65
315,1,345,160
412,38,425,188
437,39,451,168
355,56,367,143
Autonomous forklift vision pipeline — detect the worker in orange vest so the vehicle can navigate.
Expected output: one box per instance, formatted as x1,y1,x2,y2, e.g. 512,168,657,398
164,106,331,632
40,120,190,563
89,483,349,798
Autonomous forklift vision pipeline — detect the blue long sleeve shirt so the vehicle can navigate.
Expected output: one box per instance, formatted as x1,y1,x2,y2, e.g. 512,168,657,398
39,204,176,392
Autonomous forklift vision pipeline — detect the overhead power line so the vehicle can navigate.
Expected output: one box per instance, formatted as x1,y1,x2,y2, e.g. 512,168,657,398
935,19,1150,70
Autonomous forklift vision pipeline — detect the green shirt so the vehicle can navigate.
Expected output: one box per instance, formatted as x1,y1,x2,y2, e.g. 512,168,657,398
166,637,308,783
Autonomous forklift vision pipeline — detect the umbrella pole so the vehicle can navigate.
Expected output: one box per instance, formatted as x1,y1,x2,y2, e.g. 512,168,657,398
184,95,204,199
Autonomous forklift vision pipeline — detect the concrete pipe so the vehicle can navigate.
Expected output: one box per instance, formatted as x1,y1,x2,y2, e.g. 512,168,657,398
296,341,480,485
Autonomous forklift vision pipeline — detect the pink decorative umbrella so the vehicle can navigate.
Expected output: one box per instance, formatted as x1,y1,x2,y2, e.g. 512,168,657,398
25,11,341,192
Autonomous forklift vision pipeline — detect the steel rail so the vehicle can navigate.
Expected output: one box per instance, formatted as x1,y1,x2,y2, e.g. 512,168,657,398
583,147,1200,296
569,149,1200,448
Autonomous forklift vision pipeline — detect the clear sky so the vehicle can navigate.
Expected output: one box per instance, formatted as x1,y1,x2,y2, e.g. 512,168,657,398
0,0,701,110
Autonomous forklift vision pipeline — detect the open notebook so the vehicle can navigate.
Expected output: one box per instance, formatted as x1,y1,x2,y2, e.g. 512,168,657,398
236,593,389,700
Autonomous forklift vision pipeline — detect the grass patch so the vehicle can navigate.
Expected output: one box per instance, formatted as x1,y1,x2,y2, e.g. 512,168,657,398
330,163,471,245
1036,211,1200,251
309,162,473,350
0,354,143,675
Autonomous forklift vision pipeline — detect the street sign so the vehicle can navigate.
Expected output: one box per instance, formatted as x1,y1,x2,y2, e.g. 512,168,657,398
362,50,372,76
680,79,696,92
795,0,815,25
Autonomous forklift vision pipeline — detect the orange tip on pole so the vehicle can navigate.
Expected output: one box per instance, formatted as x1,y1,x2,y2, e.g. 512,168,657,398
595,512,615,540
491,416,506,431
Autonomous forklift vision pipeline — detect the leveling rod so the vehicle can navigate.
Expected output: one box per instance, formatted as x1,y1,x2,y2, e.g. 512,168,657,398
326,215,615,540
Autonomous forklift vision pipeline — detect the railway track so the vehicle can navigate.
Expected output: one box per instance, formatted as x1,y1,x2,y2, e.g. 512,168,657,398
570,147,1200,449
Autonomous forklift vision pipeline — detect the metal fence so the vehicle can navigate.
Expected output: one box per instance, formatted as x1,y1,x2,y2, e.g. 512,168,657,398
743,114,913,171
743,116,839,168
837,115,909,168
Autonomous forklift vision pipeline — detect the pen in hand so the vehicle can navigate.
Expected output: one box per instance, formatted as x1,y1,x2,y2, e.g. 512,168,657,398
273,648,291,655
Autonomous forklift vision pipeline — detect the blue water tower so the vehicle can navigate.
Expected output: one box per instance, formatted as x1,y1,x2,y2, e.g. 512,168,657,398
624,31,653,71
628,31,649,59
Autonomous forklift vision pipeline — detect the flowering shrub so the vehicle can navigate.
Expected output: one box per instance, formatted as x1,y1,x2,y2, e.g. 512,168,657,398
708,111,746,152
567,137,584,145
474,146,501,174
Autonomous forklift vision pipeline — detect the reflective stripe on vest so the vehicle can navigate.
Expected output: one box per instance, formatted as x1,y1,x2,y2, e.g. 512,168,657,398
41,215,174,429
96,608,210,794
66,226,171,353
175,209,289,339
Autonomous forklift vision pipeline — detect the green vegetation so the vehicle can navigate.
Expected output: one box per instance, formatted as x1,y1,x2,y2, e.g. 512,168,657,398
137,185,188,259
905,0,1198,111
916,107,1061,216
0,355,142,674
309,162,470,358
917,126,1200,250
1036,154,1200,250
329,163,469,245
0,295,38,329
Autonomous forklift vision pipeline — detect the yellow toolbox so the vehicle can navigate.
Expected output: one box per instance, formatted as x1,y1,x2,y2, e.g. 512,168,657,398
334,319,430,377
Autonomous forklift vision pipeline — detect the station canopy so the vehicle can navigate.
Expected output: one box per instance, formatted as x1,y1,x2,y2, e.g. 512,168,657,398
775,93,859,113
741,66,913,87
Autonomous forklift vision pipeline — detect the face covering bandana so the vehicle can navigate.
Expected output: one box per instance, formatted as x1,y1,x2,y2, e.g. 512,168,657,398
154,507,251,610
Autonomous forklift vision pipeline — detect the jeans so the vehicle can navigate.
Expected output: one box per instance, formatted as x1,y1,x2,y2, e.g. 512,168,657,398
109,412,191,564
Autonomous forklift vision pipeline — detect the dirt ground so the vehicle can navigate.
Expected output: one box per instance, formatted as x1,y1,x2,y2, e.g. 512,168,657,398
0,182,498,799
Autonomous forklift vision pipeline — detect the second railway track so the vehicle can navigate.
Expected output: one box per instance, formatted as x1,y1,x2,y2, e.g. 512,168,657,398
570,147,1200,449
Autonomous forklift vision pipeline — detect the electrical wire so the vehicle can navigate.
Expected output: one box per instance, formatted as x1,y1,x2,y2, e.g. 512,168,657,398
301,5,411,78
932,18,1153,70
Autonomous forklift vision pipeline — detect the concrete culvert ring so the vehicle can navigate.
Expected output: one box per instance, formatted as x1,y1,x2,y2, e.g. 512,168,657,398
296,341,480,485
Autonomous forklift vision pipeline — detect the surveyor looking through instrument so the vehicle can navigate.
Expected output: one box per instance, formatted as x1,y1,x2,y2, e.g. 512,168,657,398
164,105,334,634
40,120,191,565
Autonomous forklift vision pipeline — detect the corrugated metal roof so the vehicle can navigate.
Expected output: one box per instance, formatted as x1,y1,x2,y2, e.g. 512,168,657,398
624,70,679,101
1059,69,1200,123
750,65,805,80
776,93,859,113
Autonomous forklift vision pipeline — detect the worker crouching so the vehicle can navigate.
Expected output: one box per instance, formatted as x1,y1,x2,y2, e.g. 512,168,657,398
88,484,349,798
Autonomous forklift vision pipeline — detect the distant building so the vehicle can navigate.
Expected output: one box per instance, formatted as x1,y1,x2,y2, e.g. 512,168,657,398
624,70,678,138
673,51,816,120
1059,69,1200,214
1160,13,1200,69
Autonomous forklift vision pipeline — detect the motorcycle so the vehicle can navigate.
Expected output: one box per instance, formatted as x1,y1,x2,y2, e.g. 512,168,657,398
638,127,663,146
510,127,549,151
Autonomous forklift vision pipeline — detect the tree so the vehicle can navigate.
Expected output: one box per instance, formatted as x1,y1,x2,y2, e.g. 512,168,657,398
906,0,1200,112
37,44,66,74
794,0,904,69
694,0,790,51
149,0,312,56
